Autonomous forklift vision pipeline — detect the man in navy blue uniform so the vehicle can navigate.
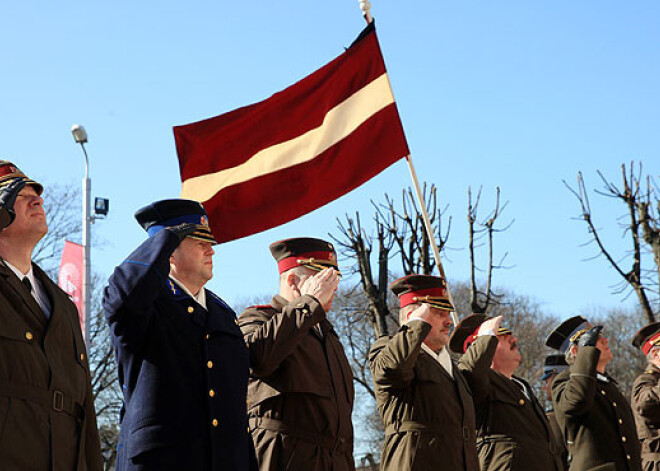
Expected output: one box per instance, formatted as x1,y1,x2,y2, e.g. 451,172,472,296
103,199,257,471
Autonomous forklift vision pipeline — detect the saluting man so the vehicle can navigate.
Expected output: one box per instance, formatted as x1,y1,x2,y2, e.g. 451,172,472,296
631,321,660,471
450,314,564,471
547,316,641,471
103,199,257,471
369,274,480,471
239,237,354,471
0,160,102,471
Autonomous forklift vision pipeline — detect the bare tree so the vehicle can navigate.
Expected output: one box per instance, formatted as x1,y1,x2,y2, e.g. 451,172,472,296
565,162,660,323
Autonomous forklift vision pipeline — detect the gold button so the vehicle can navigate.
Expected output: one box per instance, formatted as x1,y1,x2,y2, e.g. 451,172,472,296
25,331,33,340
247,426,250,433
188,306,194,313
627,455,631,460
212,419,218,427
207,361,213,369
205,334,210,340
622,436,627,443
234,319,238,325
246,399,250,406
302,309,309,314
80,353,85,361
296,302,303,308
613,402,617,407
519,399,525,405
601,390,606,395
619,419,623,424
209,389,215,397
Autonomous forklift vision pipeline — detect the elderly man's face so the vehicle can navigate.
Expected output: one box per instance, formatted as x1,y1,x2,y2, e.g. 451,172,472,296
1,185,47,241
492,333,521,374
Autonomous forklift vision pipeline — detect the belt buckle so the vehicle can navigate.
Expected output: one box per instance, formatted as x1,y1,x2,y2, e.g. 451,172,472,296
52,390,64,412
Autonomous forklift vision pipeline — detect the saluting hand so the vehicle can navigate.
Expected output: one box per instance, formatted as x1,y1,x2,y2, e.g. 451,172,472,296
578,325,603,347
478,315,503,337
299,267,340,312
166,222,198,242
0,178,27,232
407,303,433,323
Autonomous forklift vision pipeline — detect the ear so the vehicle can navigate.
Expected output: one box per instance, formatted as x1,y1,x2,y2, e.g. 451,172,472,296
286,271,299,290
570,344,578,356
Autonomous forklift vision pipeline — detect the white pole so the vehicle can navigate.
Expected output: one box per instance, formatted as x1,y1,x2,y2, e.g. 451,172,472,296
81,143,92,345
358,0,373,23
405,155,460,326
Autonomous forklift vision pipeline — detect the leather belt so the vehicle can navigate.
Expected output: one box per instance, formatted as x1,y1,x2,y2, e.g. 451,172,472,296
249,417,351,455
385,420,476,441
0,382,84,420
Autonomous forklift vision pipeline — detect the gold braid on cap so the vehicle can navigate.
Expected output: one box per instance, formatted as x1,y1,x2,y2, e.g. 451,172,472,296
296,258,342,277
569,327,593,343
412,295,454,311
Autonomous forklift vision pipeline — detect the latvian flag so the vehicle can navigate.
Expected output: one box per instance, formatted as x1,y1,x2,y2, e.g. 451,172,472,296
174,22,409,243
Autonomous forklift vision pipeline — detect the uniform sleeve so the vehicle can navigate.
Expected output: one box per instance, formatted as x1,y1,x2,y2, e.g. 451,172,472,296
552,346,599,418
239,295,325,378
457,335,498,408
102,229,181,342
368,320,431,390
633,372,660,424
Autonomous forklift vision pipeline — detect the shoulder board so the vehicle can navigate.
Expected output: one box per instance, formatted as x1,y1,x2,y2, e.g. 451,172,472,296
247,304,272,309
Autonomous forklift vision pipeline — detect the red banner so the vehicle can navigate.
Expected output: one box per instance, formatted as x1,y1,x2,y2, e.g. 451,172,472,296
58,240,84,330
174,22,409,243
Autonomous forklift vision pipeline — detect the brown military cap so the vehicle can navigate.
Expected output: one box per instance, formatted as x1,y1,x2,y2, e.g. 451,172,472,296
0,160,43,195
545,316,591,353
389,274,454,311
270,237,339,274
632,321,660,355
448,313,513,354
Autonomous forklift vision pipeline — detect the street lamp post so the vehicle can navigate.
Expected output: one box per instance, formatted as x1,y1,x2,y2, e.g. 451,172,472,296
71,124,92,345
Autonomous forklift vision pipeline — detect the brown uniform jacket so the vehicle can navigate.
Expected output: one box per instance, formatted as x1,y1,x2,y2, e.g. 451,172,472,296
369,320,480,471
0,260,102,471
552,346,641,471
546,409,569,470
239,295,354,471
632,363,660,471
459,336,564,471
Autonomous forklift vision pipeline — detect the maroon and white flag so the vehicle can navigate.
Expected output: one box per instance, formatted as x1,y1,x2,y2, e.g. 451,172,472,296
58,240,84,330
174,22,409,243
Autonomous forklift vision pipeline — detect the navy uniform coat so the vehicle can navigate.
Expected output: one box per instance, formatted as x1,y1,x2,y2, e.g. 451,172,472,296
103,229,257,471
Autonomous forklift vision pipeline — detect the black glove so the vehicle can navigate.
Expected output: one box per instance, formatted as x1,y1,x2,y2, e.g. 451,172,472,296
166,222,198,242
578,325,603,347
0,178,27,231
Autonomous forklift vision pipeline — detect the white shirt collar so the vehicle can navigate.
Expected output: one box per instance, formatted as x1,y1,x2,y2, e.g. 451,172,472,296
4,260,51,318
169,276,207,310
422,343,454,378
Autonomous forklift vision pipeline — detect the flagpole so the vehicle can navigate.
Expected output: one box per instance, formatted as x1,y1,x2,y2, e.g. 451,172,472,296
404,155,460,325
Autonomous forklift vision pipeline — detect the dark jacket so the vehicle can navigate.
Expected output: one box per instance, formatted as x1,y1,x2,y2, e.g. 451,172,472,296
546,409,569,470
239,295,354,471
632,363,660,471
369,320,480,471
459,336,564,471
552,346,641,471
0,259,102,471
103,230,256,471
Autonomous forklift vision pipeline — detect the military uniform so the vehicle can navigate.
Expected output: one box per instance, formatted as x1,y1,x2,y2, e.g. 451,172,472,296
369,320,479,471
240,294,354,471
552,347,641,471
0,261,102,471
103,202,256,471
459,336,564,471
632,365,660,471
631,322,660,471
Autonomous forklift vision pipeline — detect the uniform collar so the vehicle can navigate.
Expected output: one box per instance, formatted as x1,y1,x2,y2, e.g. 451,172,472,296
421,343,454,378
169,276,207,310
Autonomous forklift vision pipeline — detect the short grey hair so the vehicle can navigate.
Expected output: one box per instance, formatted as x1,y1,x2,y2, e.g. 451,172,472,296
565,346,576,365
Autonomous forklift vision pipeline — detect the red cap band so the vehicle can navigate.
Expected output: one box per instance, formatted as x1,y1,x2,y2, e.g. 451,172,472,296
276,251,336,274
463,327,481,353
399,287,448,308
643,332,660,355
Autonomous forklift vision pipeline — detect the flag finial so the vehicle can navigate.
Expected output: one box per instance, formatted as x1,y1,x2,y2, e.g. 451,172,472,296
358,0,373,23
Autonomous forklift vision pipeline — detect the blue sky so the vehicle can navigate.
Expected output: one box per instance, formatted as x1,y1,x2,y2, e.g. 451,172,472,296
2,1,658,319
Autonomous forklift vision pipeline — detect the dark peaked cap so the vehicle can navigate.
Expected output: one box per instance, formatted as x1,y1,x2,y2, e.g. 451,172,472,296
632,321,660,354
269,237,339,274
542,353,569,380
389,274,454,311
545,315,590,353
135,198,217,244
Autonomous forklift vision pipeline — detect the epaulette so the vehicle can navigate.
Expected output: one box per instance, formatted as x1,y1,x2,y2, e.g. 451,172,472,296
247,304,272,309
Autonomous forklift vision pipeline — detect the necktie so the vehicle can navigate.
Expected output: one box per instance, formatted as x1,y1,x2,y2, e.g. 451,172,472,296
22,277,33,294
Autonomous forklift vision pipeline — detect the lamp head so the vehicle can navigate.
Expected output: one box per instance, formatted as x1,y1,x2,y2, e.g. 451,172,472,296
71,124,88,144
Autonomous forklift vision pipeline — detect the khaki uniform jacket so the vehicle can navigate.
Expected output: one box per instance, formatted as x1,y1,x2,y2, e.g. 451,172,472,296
552,346,641,471
632,363,660,471
369,320,480,471
0,260,102,471
459,336,564,471
239,295,354,471
546,410,569,470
